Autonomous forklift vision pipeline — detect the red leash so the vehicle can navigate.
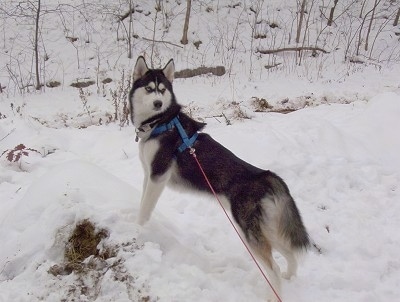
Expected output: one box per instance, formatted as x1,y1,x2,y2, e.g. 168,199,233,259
189,148,283,302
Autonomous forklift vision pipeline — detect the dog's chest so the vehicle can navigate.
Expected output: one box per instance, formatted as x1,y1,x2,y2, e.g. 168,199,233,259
138,139,160,171
139,138,187,187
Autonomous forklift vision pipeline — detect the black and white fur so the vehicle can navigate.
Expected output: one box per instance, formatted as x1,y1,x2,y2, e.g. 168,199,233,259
129,56,310,301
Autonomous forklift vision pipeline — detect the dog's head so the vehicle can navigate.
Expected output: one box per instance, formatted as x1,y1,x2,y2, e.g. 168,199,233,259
129,56,179,127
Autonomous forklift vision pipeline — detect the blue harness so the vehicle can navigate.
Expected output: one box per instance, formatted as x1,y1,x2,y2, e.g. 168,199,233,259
151,116,198,153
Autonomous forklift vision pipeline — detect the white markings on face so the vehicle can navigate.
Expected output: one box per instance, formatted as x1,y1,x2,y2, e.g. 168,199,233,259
158,83,166,94
143,81,166,95
131,80,173,127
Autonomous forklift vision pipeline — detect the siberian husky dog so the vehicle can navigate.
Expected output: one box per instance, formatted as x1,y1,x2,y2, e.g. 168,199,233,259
129,56,310,300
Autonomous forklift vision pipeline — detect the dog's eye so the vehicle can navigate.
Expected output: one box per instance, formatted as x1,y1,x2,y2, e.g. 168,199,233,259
160,88,166,94
145,86,153,93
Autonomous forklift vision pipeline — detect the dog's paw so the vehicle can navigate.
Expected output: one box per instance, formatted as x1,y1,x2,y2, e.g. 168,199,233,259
281,271,295,280
136,216,148,226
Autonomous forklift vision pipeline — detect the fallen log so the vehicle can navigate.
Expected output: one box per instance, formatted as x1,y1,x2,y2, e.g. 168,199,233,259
256,46,329,55
174,66,226,79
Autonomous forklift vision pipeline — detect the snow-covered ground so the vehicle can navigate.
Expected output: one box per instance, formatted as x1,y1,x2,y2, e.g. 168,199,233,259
1,1,400,301
1,88,399,301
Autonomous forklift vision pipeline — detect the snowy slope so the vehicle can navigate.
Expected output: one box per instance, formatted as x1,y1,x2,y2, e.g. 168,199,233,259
1,91,400,301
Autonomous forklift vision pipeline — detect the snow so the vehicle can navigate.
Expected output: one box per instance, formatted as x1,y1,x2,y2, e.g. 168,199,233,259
1,91,400,301
1,0,400,301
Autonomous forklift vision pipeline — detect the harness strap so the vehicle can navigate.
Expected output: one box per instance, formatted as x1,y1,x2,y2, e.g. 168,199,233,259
178,132,198,153
151,116,198,153
150,119,175,136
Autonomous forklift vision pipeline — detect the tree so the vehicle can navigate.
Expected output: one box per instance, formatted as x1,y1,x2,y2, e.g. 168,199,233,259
357,0,382,55
127,0,133,59
1,0,48,92
364,0,380,52
180,0,191,45
34,0,41,90
296,0,307,43
394,7,400,26
327,0,339,26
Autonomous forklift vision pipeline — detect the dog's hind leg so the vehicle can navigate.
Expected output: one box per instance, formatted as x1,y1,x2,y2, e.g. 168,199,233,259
231,196,282,301
249,239,282,302
274,243,298,280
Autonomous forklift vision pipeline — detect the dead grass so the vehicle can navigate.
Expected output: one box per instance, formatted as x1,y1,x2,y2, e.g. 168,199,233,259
64,219,109,263
251,97,272,112
48,219,157,301
49,219,115,276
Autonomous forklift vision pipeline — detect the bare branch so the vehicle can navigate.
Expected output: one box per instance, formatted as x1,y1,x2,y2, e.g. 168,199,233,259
141,37,183,49
0,128,16,142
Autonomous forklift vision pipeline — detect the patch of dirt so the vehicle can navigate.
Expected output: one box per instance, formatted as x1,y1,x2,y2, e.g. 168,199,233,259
48,219,158,302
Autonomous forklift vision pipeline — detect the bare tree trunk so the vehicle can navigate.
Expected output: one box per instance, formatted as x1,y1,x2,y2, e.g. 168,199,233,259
249,0,264,75
357,1,374,56
359,0,367,18
394,8,400,26
150,1,161,68
299,0,315,65
34,0,41,90
180,0,191,45
357,14,367,55
296,0,307,44
327,0,339,26
127,0,133,58
365,0,380,51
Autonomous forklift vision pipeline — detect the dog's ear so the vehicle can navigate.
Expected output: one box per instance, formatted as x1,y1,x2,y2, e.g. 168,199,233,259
133,56,149,82
163,59,175,83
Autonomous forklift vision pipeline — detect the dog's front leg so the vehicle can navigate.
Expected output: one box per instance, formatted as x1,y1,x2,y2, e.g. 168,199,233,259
137,171,171,225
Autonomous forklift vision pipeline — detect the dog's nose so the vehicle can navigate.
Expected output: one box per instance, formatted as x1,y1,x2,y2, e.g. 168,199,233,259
153,100,162,109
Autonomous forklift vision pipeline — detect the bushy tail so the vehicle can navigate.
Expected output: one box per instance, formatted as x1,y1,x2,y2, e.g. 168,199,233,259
280,197,310,250
267,172,310,250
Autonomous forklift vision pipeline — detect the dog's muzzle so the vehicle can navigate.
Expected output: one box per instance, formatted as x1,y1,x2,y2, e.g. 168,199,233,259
153,100,162,110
